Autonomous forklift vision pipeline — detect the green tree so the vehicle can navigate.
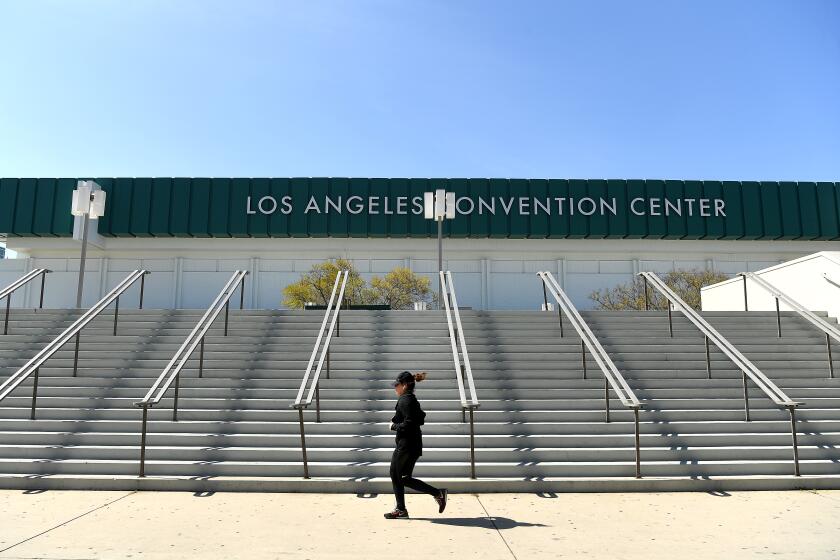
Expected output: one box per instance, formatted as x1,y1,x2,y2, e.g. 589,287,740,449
589,269,731,310
282,258,373,309
369,267,434,309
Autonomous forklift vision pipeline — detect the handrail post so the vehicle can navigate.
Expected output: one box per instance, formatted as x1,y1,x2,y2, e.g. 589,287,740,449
541,280,548,310
113,296,120,336
667,303,673,337
827,332,834,379
139,405,149,477
643,277,649,310
139,273,146,310
30,367,39,420
469,407,476,480
172,372,180,421
581,339,587,379
788,405,800,476
337,308,340,337
315,382,321,423
73,332,80,377
224,301,230,336
705,336,711,379
298,407,310,479
3,294,9,335
198,337,205,378
326,348,330,379
461,364,467,423
742,372,751,422
604,376,610,423
775,298,781,338
633,407,642,479
39,270,47,309
742,274,748,311
240,276,245,310
558,305,564,337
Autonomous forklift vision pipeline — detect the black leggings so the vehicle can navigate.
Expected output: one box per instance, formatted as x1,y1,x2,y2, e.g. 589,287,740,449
390,448,439,510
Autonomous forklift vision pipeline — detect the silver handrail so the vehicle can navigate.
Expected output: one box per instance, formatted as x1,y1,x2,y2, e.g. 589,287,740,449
2,269,51,334
741,272,840,378
823,273,840,291
0,270,149,419
639,271,803,476
538,271,644,478
291,270,348,479
134,269,248,477
440,270,480,479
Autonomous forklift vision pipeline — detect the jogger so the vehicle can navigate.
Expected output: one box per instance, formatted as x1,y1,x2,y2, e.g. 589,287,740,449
384,371,448,519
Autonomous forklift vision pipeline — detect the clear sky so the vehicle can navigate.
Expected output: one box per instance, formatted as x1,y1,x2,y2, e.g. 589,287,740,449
0,0,838,182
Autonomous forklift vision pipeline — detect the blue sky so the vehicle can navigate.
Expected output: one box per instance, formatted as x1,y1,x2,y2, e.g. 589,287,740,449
0,0,838,182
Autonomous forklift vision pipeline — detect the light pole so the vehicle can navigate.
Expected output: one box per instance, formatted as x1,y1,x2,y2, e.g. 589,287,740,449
71,181,106,308
424,189,455,307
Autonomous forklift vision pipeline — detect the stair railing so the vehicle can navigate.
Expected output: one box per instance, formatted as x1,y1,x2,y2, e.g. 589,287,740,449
439,271,480,479
639,271,803,476
2,268,51,335
740,272,840,378
823,273,840,291
0,269,149,420
291,270,349,479
134,270,248,477
538,271,644,478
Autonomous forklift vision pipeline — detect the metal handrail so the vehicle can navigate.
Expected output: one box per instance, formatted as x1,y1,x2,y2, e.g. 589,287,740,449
639,271,803,476
538,271,644,478
291,270,348,479
741,272,840,378
439,270,480,479
2,269,51,334
134,270,248,476
0,269,149,419
823,273,840,291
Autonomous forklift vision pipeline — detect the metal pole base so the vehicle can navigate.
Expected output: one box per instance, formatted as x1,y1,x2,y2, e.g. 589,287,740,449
789,406,801,477
298,408,310,479
469,407,476,480
634,407,642,479
139,405,149,477
30,367,39,420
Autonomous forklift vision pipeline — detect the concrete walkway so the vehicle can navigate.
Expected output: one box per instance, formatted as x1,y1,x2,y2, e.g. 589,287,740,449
2,490,839,559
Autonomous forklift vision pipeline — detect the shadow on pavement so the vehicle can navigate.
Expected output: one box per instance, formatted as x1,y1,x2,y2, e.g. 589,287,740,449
413,517,547,529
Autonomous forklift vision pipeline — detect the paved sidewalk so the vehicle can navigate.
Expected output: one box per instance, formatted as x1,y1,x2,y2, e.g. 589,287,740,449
2,489,839,559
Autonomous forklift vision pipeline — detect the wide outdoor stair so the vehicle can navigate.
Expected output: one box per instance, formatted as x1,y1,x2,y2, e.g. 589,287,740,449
0,308,839,491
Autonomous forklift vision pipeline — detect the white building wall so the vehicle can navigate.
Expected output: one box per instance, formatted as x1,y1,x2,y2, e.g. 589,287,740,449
2,237,839,310
701,252,840,319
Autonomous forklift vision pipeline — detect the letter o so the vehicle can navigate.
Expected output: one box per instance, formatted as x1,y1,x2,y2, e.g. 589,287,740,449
258,196,278,215
456,197,475,215
578,197,597,216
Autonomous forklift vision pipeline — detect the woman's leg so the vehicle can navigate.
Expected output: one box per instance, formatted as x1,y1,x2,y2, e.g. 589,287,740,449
390,449,407,511
399,453,440,497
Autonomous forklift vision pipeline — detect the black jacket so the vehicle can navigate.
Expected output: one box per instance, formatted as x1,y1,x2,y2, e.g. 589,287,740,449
391,392,426,455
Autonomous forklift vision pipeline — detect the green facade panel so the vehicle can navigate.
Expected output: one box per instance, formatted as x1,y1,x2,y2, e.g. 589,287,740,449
816,182,839,240
0,177,838,241
208,178,231,238
149,178,173,237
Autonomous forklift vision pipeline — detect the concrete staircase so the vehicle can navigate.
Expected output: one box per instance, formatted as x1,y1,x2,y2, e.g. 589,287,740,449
0,307,838,492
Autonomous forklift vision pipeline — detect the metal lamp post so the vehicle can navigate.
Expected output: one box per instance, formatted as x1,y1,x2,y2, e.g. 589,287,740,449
71,181,106,308
424,189,456,307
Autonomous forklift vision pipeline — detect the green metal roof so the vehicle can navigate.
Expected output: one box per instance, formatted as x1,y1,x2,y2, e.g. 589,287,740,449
1,177,839,240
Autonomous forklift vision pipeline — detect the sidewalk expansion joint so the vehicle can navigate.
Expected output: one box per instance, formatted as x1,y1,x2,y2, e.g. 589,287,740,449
0,490,137,554
475,494,519,560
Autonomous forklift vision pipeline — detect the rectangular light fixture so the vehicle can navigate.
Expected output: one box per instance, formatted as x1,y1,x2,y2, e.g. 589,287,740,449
71,184,91,216
424,191,435,220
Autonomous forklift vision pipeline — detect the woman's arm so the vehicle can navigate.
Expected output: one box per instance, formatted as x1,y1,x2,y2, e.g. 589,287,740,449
391,396,422,432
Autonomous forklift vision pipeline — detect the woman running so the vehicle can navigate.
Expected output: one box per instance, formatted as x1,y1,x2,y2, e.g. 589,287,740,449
384,370,448,519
